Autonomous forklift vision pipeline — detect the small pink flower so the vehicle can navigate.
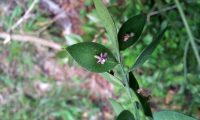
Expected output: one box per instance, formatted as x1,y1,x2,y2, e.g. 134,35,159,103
94,53,107,64
123,32,135,42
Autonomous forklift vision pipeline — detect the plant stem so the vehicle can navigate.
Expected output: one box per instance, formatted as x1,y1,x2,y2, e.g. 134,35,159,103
174,0,200,67
179,41,189,93
183,41,189,82
119,63,139,120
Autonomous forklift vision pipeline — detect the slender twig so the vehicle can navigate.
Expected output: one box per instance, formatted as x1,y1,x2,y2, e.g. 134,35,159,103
179,40,190,94
179,41,190,94
148,5,177,17
37,20,56,35
147,5,177,22
4,0,39,44
0,32,62,50
174,0,200,67
10,0,39,31
184,41,189,80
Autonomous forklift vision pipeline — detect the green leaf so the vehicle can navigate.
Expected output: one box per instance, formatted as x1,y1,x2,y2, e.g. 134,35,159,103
128,72,152,118
59,110,74,120
116,110,135,120
118,14,146,50
93,0,119,52
129,72,139,92
64,34,83,45
56,50,68,59
136,93,153,118
130,23,167,71
109,99,124,116
67,42,118,73
153,111,197,120
100,73,124,87
129,72,153,117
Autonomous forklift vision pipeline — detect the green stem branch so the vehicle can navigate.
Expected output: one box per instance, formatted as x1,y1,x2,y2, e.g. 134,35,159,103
174,0,200,67
119,63,139,120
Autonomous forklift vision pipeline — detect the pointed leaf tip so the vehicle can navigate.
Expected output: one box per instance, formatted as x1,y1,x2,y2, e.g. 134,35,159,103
109,99,124,116
130,23,167,71
129,72,139,92
128,72,153,118
93,0,118,51
137,93,153,118
153,111,197,120
117,110,135,120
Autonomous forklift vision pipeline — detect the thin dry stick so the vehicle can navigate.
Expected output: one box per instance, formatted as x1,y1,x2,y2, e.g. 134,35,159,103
0,32,62,50
36,11,67,34
4,0,39,44
147,5,177,22
10,0,39,31
37,20,56,34
148,5,177,17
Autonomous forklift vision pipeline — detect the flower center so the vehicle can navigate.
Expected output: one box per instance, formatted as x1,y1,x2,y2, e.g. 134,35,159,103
94,52,107,64
123,32,135,42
